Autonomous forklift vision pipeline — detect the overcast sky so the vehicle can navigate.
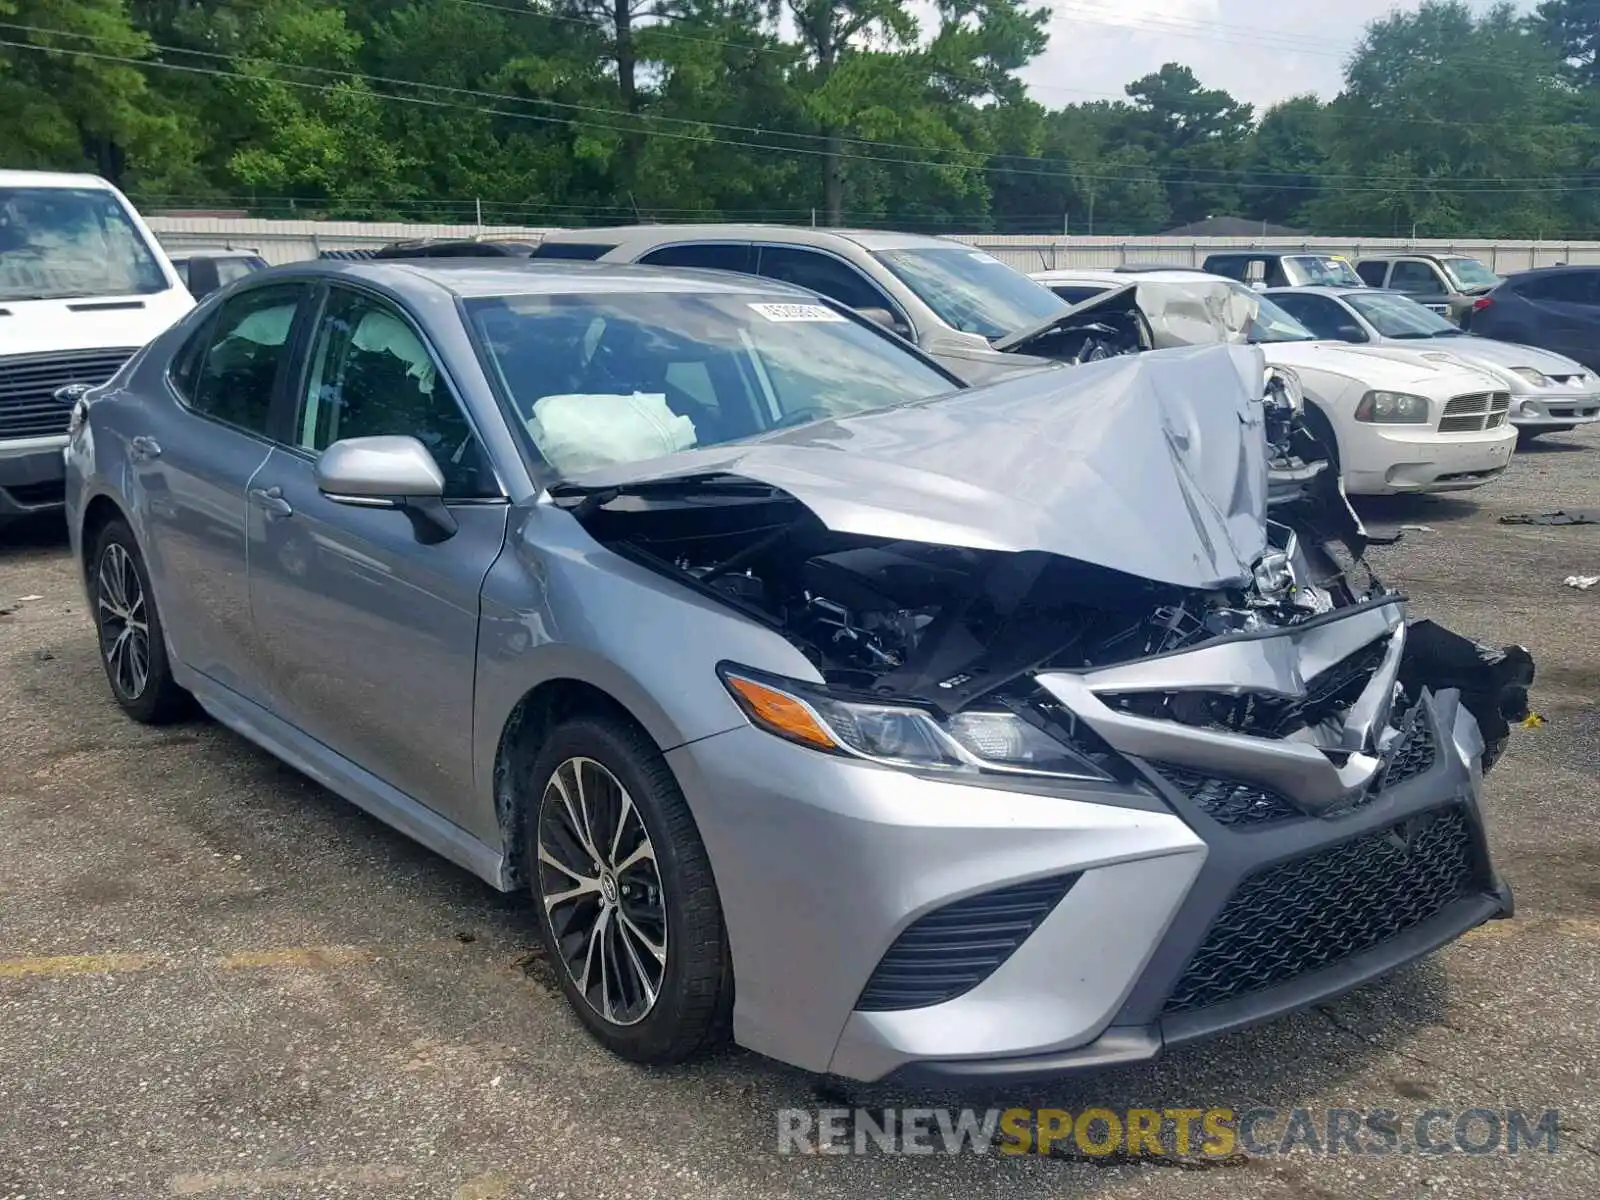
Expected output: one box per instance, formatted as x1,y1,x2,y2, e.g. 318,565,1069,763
1016,0,1517,111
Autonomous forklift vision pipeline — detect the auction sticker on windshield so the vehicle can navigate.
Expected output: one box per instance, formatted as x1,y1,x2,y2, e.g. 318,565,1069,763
749,302,846,322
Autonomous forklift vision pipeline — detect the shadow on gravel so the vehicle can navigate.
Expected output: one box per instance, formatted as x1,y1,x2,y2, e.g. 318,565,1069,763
1351,493,1482,529
0,514,69,560
1515,435,1593,454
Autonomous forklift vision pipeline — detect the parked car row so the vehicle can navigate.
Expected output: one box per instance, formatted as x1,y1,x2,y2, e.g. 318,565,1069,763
1,168,1545,1084
1032,266,1598,493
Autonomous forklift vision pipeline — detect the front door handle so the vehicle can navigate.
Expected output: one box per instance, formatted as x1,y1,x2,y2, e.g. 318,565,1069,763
129,435,162,462
249,485,294,519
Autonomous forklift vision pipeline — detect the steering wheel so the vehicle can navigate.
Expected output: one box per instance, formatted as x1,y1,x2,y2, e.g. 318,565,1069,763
770,406,832,430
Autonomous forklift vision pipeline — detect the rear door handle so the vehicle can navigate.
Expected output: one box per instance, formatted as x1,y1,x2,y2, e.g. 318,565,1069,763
248,485,294,519
129,435,162,462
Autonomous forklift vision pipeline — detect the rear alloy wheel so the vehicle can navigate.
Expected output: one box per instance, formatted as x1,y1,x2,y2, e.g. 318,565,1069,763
527,716,730,1063
90,519,191,724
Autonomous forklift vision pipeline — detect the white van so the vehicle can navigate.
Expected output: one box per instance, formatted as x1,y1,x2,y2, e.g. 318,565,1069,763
1,171,197,524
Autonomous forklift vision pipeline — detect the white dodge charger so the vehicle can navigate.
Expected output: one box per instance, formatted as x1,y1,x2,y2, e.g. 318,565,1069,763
1032,268,1518,496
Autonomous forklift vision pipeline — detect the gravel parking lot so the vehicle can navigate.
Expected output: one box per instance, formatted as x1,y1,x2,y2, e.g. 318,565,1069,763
2,430,1598,1200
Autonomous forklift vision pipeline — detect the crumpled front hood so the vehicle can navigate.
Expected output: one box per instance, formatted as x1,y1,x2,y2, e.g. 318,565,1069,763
552,343,1275,591
1135,278,1256,348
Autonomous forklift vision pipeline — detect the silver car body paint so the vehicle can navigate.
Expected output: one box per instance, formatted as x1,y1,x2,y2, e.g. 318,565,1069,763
63,260,1513,1084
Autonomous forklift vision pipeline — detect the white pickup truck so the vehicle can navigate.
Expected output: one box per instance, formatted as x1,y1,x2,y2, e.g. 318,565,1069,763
1,170,198,525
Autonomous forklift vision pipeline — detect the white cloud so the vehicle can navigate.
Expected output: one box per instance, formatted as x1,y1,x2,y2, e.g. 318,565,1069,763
1019,0,1520,112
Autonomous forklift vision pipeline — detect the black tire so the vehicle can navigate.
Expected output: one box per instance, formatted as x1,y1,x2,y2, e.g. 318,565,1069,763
1516,428,1545,445
524,714,731,1064
1303,403,1341,474
88,518,192,724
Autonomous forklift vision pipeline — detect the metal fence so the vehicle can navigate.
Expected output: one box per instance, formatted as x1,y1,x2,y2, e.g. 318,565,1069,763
145,215,1600,272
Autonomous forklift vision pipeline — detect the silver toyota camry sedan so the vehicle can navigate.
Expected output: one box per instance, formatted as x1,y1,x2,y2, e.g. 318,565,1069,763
63,260,1532,1084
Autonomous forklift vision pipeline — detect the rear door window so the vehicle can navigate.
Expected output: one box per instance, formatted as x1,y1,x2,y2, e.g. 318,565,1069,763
181,283,306,436
754,246,895,313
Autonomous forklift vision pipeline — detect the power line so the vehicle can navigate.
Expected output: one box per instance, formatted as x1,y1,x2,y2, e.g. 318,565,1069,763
6,19,1594,195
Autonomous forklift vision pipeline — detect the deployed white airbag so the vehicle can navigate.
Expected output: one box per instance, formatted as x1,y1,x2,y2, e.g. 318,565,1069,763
529,392,698,474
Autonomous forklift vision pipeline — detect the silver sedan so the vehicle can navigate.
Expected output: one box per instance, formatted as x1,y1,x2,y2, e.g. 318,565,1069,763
1266,285,1600,436
63,259,1527,1084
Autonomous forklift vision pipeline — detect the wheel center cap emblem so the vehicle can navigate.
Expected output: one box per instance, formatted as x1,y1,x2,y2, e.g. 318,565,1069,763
599,872,619,905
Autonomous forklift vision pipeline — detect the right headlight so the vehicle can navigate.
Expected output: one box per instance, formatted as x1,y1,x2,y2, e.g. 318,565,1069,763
1354,390,1430,423
719,666,1110,782
1509,366,1551,387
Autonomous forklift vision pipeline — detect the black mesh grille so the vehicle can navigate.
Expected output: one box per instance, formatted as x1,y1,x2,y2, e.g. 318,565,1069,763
0,348,135,439
1162,806,1477,1014
1152,764,1301,828
1382,710,1437,788
855,874,1080,1012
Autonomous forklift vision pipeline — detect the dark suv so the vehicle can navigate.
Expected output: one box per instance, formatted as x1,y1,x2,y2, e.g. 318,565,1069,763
1468,266,1600,371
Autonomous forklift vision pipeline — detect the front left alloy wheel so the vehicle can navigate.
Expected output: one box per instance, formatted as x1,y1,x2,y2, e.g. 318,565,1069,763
90,518,191,724
526,714,731,1063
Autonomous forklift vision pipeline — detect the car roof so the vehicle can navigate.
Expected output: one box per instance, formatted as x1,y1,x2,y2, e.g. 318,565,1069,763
1033,268,1221,285
259,258,828,300
536,223,961,253
1355,252,1479,262
1262,285,1371,298
167,247,263,258
0,169,118,190
1506,264,1600,277
1201,249,1318,259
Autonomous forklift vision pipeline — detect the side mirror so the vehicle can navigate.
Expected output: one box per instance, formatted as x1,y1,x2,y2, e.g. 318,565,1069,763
184,256,222,299
858,306,912,339
314,435,457,541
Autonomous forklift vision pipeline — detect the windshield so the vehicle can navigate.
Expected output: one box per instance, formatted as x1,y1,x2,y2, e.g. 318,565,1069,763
0,186,167,302
872,246,1067,340
1442,257,1500,291
1345,291,1461,339
465,291,960,476
1284,255,1365,287
1228,284,1318,343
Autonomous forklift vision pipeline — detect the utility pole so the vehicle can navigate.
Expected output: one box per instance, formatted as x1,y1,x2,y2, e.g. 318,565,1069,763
1088,185,1096,237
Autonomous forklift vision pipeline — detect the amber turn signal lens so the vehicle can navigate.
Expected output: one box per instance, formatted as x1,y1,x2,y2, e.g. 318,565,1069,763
724,674,838,750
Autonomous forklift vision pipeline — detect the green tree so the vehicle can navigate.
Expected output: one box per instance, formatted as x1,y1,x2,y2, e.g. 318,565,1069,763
1531,0,1600,87
1306,1,1575,237
1119,63,1253,225
786,0,918,223
1242,96,1330,227
0,0,190,185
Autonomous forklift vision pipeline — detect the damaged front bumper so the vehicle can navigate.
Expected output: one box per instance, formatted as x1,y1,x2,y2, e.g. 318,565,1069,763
668,597,1516,1085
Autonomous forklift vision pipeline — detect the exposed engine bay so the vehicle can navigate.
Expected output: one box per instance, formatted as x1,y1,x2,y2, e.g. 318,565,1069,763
549,344,1534,781
556,471,1531,773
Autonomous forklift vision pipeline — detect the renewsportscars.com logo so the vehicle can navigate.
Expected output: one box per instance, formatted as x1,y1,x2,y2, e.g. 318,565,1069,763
776,1107,1564,1158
